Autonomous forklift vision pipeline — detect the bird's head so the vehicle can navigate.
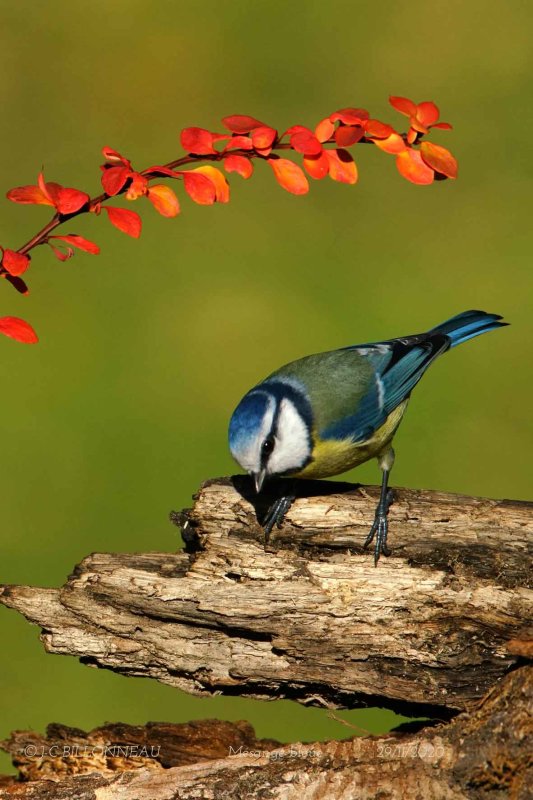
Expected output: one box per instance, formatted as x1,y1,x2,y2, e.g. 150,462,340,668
228,380,313,492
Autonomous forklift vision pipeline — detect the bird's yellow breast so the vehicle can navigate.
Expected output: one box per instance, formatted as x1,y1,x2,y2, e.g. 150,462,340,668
293,400,408,479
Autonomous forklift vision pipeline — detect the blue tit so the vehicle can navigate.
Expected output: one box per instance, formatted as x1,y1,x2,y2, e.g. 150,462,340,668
229,310,507,563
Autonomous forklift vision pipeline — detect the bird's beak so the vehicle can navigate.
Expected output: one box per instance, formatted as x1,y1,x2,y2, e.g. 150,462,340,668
253,469,266,493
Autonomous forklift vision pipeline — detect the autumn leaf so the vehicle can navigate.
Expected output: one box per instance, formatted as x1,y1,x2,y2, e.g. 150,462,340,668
0,316,38,343
147,184,181,217
224,155,254,179
268,157,309,195
2,249,30,276
103,206,142,237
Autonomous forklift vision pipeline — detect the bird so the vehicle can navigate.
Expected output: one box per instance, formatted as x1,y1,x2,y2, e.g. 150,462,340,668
228,310,507,563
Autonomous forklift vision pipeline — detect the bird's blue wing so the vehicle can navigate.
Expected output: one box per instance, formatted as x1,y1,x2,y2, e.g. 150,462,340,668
322,334,449,442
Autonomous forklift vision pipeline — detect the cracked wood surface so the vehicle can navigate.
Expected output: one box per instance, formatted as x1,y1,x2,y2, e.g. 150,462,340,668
1,667,531,799
1,478,531,714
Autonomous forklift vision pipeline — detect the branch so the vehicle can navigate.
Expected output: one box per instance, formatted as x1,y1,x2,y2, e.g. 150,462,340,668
0,96,458,343
1,666,531,799
1,479,531,716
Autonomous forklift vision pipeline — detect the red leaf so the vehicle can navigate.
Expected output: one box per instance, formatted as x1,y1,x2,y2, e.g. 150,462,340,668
389,96,417,116
268,158,309,195
432,121,453,131
315,118,335,143
416,101,440,127
0,316,38,343
224,154,253,179
180,127,216,155
50,234,100,254
55,188,90,215
6,184,52,205
303,151,329,180
409,116,429,135
37,173,61,206
290,129,322,156
101,165,131,196
251,126,277,154
3,273,29,294
144,165,181,178
364,119,394,139
420,142,458,179
330,108,370,124
102,147,131,168
49,243,74,262
222,114,267,134
181,171,216,205
2,249,30,276
125,172,149,200
326,149,358,184
334,126,364,147
147,184,181,217
373,133,407,154
103,206,142,237
223,135,253,152
396,148,434,185
191,166,230,203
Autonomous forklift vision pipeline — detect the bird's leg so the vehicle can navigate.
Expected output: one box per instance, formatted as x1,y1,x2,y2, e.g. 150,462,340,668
263,487,296,544
364,448,395,565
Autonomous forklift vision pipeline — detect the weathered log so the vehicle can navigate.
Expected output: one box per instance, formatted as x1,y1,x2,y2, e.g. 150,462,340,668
1,666,531,799
1,478,531,715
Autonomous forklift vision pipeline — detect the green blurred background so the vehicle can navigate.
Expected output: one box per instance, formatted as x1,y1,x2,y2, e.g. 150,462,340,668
0,0,531,773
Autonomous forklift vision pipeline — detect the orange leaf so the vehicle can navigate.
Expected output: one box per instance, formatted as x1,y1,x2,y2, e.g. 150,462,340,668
416,101,440,127
147,184,181,217
224,154,253,179
326,149,358,184
315,118,335,143
330,108,369,124
102,147,131,167
268,157,309,195
303,151,329,180
396,149,434,185
289,128,322,156
364,119,394,139
2,249,30,276
0,316,38,343
101,165,131,196
49,243,74,262
180,127,216,155
49,234,100,254
389,96,417,116
191,166,230,203
6,184,52,205
334,126,364,147
373,133,406,154
181,172,216,205
420,142,458,179
432,122,453,131
222,115,266,134
125,173,149,200
103,206,142,237
55,188,90,215
223,135,253,152
251,126,277,154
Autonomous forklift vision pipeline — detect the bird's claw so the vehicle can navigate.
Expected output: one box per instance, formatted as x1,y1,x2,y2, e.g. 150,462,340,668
364,489,394,565
263,495,295,543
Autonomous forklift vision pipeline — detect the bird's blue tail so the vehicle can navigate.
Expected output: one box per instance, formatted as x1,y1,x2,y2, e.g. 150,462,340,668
429,310,508,348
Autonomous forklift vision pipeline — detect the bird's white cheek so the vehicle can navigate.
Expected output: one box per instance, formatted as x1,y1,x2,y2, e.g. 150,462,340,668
268,398,310,475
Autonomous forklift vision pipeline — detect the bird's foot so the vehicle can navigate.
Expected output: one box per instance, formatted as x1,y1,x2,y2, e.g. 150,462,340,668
263,495,295,544
363,489,394,565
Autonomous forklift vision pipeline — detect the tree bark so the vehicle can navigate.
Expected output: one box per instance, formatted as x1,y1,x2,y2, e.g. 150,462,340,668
1,478,531,715
1,666,531,799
